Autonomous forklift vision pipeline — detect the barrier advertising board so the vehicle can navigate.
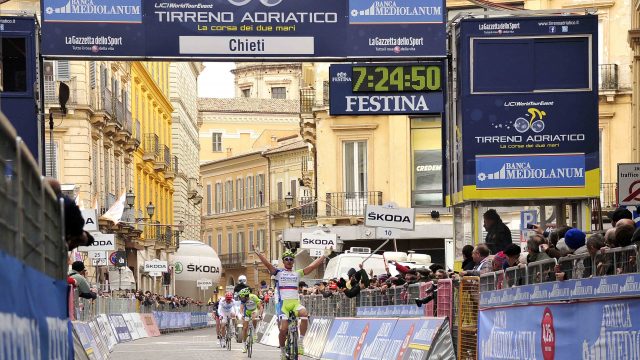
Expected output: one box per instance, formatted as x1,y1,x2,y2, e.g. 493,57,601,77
41,0,446,59
0,251,71,359
302,317,334,358
140,313,161,337
108,314,132,342
478,298,640,360
329,62,445,116
453,15,599,202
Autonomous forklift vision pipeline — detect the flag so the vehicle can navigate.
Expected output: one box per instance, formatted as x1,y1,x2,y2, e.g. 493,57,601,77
101,192,126,224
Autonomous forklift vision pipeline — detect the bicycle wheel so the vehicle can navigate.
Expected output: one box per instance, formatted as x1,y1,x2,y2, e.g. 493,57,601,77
247,327,253,358
227,323,232,351
290,329,298,360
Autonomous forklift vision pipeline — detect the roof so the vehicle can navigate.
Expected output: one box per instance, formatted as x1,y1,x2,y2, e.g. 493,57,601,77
198,98,300,114
200,149,265,167
263,139,308,155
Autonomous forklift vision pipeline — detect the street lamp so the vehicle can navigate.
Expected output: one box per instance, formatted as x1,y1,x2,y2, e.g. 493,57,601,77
288,213,296,226
126,189,135,209
177,220,185,234
285,192,293,208
146,201,155,220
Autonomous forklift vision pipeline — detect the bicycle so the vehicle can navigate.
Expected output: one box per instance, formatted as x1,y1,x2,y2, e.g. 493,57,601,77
245,317,254,358
284,311,298,360
224,317,233,351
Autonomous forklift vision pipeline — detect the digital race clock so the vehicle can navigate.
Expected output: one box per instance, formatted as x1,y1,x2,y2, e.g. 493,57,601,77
351,64,442,93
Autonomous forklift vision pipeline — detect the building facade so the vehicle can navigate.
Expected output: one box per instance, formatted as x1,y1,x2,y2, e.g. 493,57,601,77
200,152,270,290
131,61,176,292
232,62,304,99
170,62,204,242
629,0,640,164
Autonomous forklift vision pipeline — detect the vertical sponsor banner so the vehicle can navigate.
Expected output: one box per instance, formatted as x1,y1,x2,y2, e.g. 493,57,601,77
97,314,119,350
73,322,101,359
456,15,599,201
0,252,71,359
108,314,132,342
140,313,161,337
356,319,402,360
478,299,640,359
122,313,141,340
303,317,334,358
89,320,109,358
396,318,445,359
259,316,281,347
256,314,274,343
129,313,149,338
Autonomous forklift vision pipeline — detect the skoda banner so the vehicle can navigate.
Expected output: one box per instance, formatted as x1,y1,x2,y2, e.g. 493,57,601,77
40,0,445,59
454,15,599,202
300,231,337,250
144,260,168,273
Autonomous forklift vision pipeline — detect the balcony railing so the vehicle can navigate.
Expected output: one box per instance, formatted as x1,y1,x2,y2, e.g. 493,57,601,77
300,197,317,220
134,120,141,142
113,98,124,127
601,182,618,209
300,88,315,113
173,156,179,174
44,77,77,105
100,193,117,215
270,199,298,214
325,191,383,217
164,146,171,168
219,253,246,269
101,88,113,117
599,64,618,91
143,134,160,161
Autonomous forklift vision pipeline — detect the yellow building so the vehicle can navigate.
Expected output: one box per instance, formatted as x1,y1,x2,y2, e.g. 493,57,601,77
629,2,640,164
131,61,176,292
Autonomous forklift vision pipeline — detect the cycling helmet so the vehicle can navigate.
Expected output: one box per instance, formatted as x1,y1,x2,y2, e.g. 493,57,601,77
238,275,247,284
238,288,251,297
281,250,295,260
225,292,233,300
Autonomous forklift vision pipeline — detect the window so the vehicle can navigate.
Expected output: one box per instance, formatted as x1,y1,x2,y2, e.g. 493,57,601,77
104,148,111,196
249,228,254,251
114,157,120,196
227,232,233,253
89,61,96,89
1,37,27,92
411,117,443,207
217,233,223,254
256,174,265,206
242,88,251,98
206,184,212,215
271,86,286,99
212,133,222,152
290,179,297,200
237,231,245,255
247,176,254,208
344,141,367,194
226,180,234,211
92,140,99,196
45,141,58,178
215,183,222,213
277,182,283,202
208,234,212,247
257,229,266,253
236,178,244,210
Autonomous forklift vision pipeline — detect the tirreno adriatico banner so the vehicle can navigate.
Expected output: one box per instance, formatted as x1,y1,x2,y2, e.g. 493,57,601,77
40,0,446,59
455,15,599,201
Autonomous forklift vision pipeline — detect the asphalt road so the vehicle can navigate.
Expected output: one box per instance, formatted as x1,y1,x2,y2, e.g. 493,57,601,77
111,327,304,360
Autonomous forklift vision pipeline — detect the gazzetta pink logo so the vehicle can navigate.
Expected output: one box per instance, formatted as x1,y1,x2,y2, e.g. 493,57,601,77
228,0,283,6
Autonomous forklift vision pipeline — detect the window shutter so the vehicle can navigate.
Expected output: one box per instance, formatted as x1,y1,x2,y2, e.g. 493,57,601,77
89,62,96,89
56,60,70,81
45,142,58,178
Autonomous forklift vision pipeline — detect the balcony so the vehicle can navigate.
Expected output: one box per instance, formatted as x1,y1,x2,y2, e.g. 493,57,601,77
126,119,141,152
143,134,160,162
165,156,178,180
99,193,117,215
219,253,246,269
187,178,199,199
599,64,618,91
300,197,317,220
154,145,170,172
325,191,383,217
270,199,299,214
44,77,77,107
300,88,315,113
115,105,132,145
601,182,618,210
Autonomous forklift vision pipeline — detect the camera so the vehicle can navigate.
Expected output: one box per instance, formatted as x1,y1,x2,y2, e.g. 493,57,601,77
526,223,536,230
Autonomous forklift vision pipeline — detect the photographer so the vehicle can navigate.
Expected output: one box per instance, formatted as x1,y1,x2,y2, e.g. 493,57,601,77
344,264,370,299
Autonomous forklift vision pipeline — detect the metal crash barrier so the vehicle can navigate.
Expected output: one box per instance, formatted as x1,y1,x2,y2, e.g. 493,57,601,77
458,276,479,360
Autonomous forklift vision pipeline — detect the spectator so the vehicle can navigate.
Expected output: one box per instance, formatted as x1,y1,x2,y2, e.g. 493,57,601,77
461,244,492,276
260,280,268,291
615,224,635,247
492,251,507,271
434,269,448,280
585,234,609,277
563,229,587,255
462,245,475,271
526,235,551,263
503,244,522,268
610,207,633,227
344,264,370,298
604,228,618,248
69,261,96,299
234,275,248,295
616,218,636,229
483,209,513,254
632,227,640,247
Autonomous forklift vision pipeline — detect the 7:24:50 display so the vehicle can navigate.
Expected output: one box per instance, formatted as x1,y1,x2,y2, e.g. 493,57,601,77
351,65,441,92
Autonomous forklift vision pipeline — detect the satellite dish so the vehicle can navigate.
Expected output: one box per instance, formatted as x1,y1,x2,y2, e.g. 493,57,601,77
58,82,70,115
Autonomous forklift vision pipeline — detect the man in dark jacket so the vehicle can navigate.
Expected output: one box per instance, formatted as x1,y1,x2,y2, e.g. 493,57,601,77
483,209,512,254
344,264,370,298
461,245,476,271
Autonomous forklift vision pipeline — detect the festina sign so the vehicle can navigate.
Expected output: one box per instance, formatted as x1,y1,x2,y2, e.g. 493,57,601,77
77,233,116,252
300,231,337,250
144,260,168,273
365,204,415,230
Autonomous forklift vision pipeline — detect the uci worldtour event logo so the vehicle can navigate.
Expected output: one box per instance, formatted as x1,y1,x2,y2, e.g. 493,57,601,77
476,153,586,189
349,0,444,24
43,0,142,23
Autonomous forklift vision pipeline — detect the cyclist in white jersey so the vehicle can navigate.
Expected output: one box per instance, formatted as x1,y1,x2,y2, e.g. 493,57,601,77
255,247,327,359
217,292,239,346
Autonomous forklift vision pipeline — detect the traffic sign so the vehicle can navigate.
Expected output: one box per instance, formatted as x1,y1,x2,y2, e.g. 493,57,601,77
110,251,126,267
618,164,640,206
520,210,538,231
365,203,415,230
197,279,213,290
92,258,107,266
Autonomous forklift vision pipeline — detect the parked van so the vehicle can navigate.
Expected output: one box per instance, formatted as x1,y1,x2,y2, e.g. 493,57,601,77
323,247,396,280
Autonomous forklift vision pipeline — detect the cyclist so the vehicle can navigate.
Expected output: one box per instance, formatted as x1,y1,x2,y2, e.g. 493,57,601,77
234,275,249,295
217,292,239,347
238,288,263,353
255,247,327,359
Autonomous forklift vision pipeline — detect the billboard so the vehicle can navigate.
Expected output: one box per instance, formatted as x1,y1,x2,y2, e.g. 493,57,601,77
41,0,446,59
454,15,599,202
329,62,445,115
478,298,640,360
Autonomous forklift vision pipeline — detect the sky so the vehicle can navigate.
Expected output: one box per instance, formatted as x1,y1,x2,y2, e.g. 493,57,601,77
197,62,235,98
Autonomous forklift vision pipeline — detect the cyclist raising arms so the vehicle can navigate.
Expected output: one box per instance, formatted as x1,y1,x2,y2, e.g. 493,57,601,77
217,292,239,347
254,247,327,359
238,288,263,353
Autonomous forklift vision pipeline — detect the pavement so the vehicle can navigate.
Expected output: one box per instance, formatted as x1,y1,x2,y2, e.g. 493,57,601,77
111,327,308,360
